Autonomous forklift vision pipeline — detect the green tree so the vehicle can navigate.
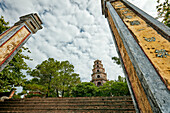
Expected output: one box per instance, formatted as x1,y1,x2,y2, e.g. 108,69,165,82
19,78,47,98
117,75,126,82
27,58,80,97
57,61,80,97
0,16,32,92
111,82,130,96
23,78,47,93
0,47,32,92
71,82,98,97
98,81,113,97
99,76,130,97
62,73,80,97
0,16,9,34
112,56,121,65
27,58,60,97
156,0,170,27
71,76,129,97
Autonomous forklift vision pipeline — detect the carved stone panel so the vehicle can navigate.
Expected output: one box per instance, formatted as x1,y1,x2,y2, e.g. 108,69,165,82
0,26,31,66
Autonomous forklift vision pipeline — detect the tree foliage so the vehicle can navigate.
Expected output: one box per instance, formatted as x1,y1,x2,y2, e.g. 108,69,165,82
117,75,126,82
0,16,32,92
26,58,80,97
101,80,129,96
27,58,60,97
156,0,170,27
71,76,130,97
0,16,9,34
23,78,47,93
112,56,121,65
98,81,112,97
71,82,99,97
98,76,129,97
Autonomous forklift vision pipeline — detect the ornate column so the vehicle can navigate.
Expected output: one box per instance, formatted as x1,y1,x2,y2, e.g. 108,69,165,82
0,13,42,72
91,60,108,87
101,0,170,112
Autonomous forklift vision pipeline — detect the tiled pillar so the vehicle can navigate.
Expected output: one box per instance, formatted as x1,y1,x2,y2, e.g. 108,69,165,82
0,13,43,71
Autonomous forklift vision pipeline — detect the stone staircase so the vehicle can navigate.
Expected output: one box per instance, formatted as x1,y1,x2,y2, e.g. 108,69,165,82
0,96,136,113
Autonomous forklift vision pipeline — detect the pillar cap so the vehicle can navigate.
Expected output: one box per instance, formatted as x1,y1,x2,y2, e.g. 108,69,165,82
15,13,43,34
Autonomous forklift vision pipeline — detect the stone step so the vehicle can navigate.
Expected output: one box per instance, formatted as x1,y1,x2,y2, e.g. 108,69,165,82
4,99,133,103
0,110,135,113
6,96,133,101
0,96,136,113
1,100,133,105
0,104,135,109
0,108,136,113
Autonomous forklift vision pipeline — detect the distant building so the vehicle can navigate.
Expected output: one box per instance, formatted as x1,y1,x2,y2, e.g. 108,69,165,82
91,60,108,87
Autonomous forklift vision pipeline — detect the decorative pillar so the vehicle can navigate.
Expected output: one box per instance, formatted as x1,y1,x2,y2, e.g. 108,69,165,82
91,60,108,87
101,0,170,112
0,13,43,72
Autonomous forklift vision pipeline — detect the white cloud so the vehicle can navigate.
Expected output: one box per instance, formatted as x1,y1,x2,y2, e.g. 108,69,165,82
0,0,158,89
128,0,157,17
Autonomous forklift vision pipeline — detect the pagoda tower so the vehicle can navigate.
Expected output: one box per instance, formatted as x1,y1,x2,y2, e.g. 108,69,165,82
91,60,108,87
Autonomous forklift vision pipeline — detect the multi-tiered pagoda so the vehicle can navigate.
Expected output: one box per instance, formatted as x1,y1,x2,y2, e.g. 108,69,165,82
91,60,108,87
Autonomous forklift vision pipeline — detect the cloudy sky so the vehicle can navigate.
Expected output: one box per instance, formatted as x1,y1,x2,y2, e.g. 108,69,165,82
0,0,158,83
